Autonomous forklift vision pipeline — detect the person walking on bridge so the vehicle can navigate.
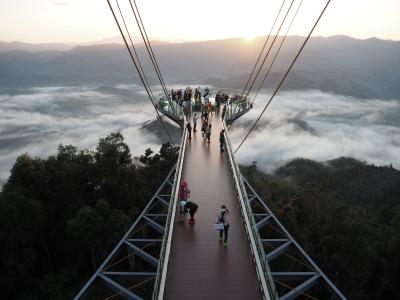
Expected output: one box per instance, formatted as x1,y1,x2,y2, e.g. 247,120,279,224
218,205,230,247
186,121,192,140
206,124,212,144
202,106,209,122
192,113,198,133
221,104,227,121
201,119,208,139
219,129,225,152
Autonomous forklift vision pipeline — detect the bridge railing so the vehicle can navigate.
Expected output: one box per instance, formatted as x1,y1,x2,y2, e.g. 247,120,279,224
225,97,252,125
152,116,188,299
223,122,278,300
157,95,184,125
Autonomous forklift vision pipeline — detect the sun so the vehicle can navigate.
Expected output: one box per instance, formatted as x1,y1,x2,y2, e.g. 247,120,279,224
241,29,257,42
243,35,255,42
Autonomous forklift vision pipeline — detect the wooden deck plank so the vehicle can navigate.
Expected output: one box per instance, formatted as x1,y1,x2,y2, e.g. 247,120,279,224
164,111,262,299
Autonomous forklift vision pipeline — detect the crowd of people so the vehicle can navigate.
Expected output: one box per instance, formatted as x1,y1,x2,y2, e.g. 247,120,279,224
170,87,212,115
178,180,230,247
229,93,246,103
180,87,228,151
165,87,249,119
169,87,245,115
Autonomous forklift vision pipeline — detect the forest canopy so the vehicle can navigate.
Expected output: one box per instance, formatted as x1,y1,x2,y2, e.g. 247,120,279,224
1,130,399,299
0,132,178,299
241,157,400,300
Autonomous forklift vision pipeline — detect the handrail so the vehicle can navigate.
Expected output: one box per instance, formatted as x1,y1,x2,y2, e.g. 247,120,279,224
158,94,184,124
153,115,188,300
225,97,251,124
223,122,278,300
159,92,181,120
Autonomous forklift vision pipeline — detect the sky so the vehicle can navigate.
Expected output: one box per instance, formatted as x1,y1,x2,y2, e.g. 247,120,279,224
0,0,399,43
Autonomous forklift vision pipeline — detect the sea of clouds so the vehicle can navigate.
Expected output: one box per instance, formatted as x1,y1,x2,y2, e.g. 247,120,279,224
0,84,166,185
230,89,400,172
0,85,399,185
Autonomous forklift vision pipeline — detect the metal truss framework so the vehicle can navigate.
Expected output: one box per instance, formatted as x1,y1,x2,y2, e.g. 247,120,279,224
156,95,184,127
224,97,252,126
241,175,347,300
74,166,177,300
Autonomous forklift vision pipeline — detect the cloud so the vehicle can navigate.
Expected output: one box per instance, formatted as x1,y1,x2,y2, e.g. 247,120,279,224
231,90,400,172
1,86,399,185
0,85,164,185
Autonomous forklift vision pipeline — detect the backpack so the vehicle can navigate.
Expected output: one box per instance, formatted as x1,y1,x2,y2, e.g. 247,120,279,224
219,210,226,223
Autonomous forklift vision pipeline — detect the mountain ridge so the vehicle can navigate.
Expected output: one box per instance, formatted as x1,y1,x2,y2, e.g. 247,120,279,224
1,35,399,99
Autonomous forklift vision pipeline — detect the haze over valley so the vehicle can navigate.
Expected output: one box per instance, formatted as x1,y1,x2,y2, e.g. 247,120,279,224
1,35,400,99
0,35,399,185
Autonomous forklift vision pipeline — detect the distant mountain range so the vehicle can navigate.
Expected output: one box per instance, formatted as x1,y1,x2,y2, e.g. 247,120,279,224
0,35,399,99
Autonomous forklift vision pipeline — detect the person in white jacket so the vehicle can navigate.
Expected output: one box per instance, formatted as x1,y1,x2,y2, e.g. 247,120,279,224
192,113,199,133
218,205,230,246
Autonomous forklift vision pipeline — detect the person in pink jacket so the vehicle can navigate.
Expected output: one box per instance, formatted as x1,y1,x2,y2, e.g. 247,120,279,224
179,181,190,213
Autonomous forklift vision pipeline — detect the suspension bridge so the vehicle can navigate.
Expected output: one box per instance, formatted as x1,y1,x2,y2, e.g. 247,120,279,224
74,0,346,299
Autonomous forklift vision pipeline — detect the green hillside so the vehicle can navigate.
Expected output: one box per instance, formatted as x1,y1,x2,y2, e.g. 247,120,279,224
241,158,400,299
0,133,178,299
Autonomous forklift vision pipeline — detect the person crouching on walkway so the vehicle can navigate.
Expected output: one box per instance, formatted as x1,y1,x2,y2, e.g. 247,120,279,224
218,205,230,246
179,181,190,213
185,200,198,225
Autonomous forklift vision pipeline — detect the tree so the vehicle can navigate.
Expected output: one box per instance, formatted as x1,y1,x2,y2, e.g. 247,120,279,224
0,133,178,299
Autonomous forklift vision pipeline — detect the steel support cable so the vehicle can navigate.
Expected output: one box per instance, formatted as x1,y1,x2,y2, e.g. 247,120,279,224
107,0,176,147
251,0,304,105
240,0,287,98
101,209,168,272
127,0,179,119
274,280,320,300
115,0,156,102
235,0,331,154
111,0,155,106
244,0,296,100
264,239,317,272
116,0,179,123
102,276,155,300
131,0,169,97
101,234,164,273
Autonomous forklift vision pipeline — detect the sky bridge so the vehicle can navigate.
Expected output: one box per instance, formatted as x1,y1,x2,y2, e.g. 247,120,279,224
74,97,346,300
75,1,344,298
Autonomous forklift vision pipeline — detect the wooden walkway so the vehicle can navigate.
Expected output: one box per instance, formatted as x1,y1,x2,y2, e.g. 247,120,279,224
164,110,262,299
